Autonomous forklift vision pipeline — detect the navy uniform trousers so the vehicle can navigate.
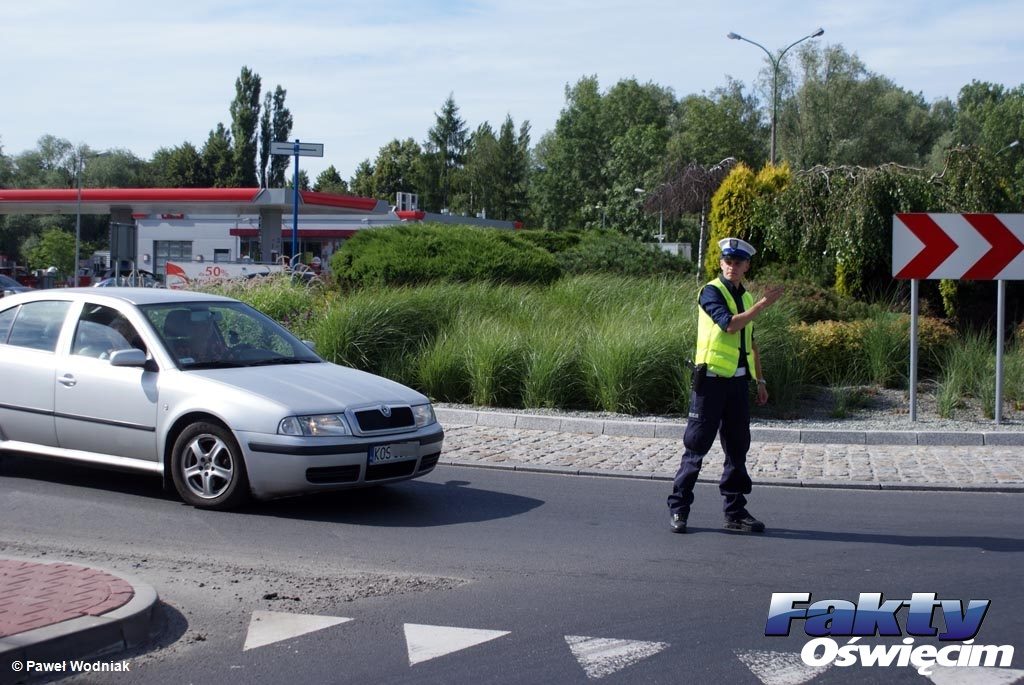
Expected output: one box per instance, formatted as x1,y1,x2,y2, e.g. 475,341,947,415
667,375,752,518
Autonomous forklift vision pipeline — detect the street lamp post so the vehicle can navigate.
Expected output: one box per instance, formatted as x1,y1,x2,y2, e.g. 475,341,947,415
727,28,824,165
634,187,664,242
73,150,109,287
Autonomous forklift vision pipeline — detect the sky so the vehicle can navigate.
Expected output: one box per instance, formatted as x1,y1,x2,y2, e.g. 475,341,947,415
2,0,1022,183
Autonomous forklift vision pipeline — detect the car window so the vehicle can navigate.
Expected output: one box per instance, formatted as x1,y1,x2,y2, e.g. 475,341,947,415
71,304,147,359
142,301,320,368
6,301,71,352
0,306,17,343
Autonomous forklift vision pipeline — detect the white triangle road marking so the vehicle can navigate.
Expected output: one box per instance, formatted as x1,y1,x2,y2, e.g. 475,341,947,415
243,610,352,651
735,649,831,685
404,623,511,666
565,635,669,679
926,666,1024,685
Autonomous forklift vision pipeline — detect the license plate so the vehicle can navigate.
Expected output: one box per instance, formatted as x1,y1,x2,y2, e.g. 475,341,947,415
368,442,418,465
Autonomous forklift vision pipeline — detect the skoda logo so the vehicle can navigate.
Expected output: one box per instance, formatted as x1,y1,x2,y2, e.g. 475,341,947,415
379,405,392,418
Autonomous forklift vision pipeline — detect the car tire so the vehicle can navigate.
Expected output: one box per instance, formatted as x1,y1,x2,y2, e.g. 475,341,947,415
171,422,250,510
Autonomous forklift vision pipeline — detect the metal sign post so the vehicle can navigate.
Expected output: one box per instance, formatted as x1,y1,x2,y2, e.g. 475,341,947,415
270,140,324,263
893,213,1024,425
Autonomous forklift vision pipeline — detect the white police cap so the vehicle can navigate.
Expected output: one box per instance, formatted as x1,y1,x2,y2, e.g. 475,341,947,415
718,237,756,260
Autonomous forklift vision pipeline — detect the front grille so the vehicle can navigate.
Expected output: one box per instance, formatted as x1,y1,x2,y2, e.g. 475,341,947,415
366,460,417,481
354,406,415,433
306,465,361,484
418,453,440,473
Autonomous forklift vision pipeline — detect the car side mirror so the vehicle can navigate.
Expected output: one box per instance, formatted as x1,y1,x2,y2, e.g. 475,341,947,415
302,340,316,351
109,349,148,367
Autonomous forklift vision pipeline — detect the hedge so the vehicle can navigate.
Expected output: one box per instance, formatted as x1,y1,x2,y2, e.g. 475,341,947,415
329,223,560,287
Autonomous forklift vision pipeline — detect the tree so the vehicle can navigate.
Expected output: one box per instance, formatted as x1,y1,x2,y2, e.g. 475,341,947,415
24,227,76,274
313,165,349,194
85,149,149,187
945,81,1024,200
202,124,233,187
425,94,468,211
229,66,262,186
494,115,530,220
531,76,674,232
531,76,610,229
267,86,293,187
12,135,75,188
151,143,208,187
371,138,422,202
667,79,766,167
349,160,375,198
0,137,13,188
777,44,943,168
459,123,500,217
285,169,310,191
259,90,272,187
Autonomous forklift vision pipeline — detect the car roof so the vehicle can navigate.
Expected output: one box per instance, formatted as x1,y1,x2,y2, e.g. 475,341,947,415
0,287,235,307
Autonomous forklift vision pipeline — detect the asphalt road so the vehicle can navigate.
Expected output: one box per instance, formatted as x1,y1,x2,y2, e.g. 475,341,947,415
1,454,1021,684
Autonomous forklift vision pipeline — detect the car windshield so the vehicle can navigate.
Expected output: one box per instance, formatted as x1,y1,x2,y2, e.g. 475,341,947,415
140,301,321,369
0,275,22,288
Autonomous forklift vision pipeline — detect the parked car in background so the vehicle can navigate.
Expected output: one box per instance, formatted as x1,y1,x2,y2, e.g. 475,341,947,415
0,288,443,510
93,270,162,288
0,274,33,298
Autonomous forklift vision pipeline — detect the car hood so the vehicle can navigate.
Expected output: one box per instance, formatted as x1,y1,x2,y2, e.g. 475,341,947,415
191,361,428,412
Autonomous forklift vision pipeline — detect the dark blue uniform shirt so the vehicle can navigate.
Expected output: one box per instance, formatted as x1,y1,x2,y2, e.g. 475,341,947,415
699,277,752,372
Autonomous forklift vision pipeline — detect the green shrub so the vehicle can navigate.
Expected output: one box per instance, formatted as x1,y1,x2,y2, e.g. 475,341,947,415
763,280,874,323
555,230,692,278
790,321,864,383
330,224,560,287
791,314,955,385
516,229,583,254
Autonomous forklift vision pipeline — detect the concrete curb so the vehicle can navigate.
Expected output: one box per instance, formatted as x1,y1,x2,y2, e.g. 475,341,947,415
0,558,158,683
440,458,1024,494
435,408,1024,447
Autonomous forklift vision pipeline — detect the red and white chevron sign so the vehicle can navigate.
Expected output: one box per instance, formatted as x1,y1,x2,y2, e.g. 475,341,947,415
893,213,1024,280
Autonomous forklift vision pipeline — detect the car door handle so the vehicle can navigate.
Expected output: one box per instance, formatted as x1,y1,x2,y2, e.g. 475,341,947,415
58,374,77,387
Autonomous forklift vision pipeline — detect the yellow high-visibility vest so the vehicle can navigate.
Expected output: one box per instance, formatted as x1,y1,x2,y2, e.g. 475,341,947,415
694,278,756,378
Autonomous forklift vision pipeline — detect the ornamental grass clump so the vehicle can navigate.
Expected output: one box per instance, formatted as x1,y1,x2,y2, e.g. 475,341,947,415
582,320,690,414
463,318,530,408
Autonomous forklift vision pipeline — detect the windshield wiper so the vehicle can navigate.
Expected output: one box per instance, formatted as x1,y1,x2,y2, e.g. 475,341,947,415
244,358,319,366
184,361,247,369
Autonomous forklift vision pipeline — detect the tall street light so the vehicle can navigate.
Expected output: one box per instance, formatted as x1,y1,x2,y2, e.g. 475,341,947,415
74,150,110,286
634,187,664,242
727,27,824,165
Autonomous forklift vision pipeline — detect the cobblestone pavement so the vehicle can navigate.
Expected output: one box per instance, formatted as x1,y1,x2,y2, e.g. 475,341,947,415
440,424,1024,490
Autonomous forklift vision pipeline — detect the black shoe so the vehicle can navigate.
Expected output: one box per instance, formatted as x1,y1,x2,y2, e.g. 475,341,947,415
724,513,765,533
670,513,688,534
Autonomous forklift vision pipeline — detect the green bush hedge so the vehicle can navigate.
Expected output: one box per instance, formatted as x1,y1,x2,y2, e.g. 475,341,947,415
330,224,560,287
551,230,692,278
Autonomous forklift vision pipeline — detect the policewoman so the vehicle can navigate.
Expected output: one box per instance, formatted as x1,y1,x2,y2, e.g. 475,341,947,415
667,238,784,534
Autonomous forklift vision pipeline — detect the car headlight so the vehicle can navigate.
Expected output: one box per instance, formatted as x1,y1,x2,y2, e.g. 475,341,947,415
278,414,352,437
411,403,436,428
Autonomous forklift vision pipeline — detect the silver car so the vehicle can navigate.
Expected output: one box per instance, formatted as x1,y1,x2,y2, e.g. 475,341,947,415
0,288,443,510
